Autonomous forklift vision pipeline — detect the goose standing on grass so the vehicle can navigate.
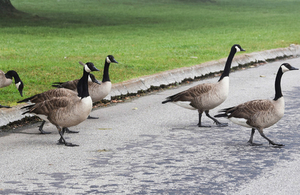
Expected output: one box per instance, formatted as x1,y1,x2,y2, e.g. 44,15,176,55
162,44,245,127
0,70,24,108
52,55,118,119
215,63,298,146
20,62,99,146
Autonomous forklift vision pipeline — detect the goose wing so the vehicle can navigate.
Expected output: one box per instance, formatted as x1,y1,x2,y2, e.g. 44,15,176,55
227,99,273,119
24,97,70,116
52,79,79,90
18,88,77,104
167,83,214,102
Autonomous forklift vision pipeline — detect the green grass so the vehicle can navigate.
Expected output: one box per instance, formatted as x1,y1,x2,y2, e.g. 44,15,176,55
1,0,300,106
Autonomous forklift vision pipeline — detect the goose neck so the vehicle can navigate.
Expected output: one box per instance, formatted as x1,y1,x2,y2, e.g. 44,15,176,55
218,50,236,82
273,68,283,101
102,61,110,82
77,69,90,99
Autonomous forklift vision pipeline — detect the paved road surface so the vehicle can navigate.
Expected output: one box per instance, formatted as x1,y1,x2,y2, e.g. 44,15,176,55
0,58,300,194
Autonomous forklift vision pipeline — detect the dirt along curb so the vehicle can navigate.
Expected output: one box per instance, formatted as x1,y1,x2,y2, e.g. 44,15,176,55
1,44,300,128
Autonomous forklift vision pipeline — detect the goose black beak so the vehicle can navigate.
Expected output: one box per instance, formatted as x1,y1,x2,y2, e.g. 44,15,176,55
290,66,299,70
19,89,23,97
94,78,101,85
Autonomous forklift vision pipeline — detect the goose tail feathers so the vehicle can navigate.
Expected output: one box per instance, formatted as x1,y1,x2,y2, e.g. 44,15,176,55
52,82,64,88
214,106,235,118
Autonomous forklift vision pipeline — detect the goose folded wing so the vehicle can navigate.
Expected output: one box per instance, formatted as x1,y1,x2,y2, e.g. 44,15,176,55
169,83,213,102
228,99,273,119
28,97,70,116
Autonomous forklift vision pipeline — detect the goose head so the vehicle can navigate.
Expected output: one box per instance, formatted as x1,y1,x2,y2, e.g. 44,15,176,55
5,70,24,97
106,55,118,64
89,73,101,85
280,63,299,73
84,62,100,73
232,44,245,53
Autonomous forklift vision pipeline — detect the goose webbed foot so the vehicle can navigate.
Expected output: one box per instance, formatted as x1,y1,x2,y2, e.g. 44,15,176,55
57,139,79,147
38,121,51,134
87,115,99,119
269,141,285,147
215,122,228,127
64,127,79,134
247,141,263,146
58,132,79,147
197,123,211,128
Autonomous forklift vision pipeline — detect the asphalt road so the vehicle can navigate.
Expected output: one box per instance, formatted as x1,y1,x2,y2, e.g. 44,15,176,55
0,58,300,194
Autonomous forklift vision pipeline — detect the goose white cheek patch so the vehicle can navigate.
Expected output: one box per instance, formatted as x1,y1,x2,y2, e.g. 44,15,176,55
106,57,111,63
235,46,241,52
281,65,289,73
15,82,21,89
85,65,92,73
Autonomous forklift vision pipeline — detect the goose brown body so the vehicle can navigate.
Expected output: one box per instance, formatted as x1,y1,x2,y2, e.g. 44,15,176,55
215,63,298,146
162,44,245,127
20,62,99,146
0,70,13,88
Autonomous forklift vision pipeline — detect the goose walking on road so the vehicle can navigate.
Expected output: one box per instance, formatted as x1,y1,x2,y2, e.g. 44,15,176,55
162,44,245,127
215,63,298,146
20,62,99,146
0,70,24,108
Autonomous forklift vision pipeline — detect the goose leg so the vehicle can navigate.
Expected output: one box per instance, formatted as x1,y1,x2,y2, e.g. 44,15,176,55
38,120,51,134
0,104,11,108
205,111,228,127
64,127,79,134
198,112,211,127
57,126,78,147
247,128,262,146
257,129,284,147
87,115,99,119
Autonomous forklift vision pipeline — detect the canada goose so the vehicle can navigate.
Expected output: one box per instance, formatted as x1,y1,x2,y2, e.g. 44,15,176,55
20,62,99,146
162,44,245,127
23,73,101,134
0,70,24,108
52,55,118,119
215,63,298,146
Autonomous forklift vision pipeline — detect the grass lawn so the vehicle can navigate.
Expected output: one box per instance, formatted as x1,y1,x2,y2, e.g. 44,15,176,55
1,0,300,106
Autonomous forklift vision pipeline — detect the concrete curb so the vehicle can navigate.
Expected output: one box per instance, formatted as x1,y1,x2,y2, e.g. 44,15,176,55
1,44,300,128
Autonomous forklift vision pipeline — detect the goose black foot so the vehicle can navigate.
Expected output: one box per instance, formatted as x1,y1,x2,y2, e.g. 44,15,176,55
87,115,99,119
215,122,228,127
57,136,79,147
247,141,263,146
64,142,79,147
64,127,79,134
197,123,211,128
57,140,79,147
269,142,285,147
